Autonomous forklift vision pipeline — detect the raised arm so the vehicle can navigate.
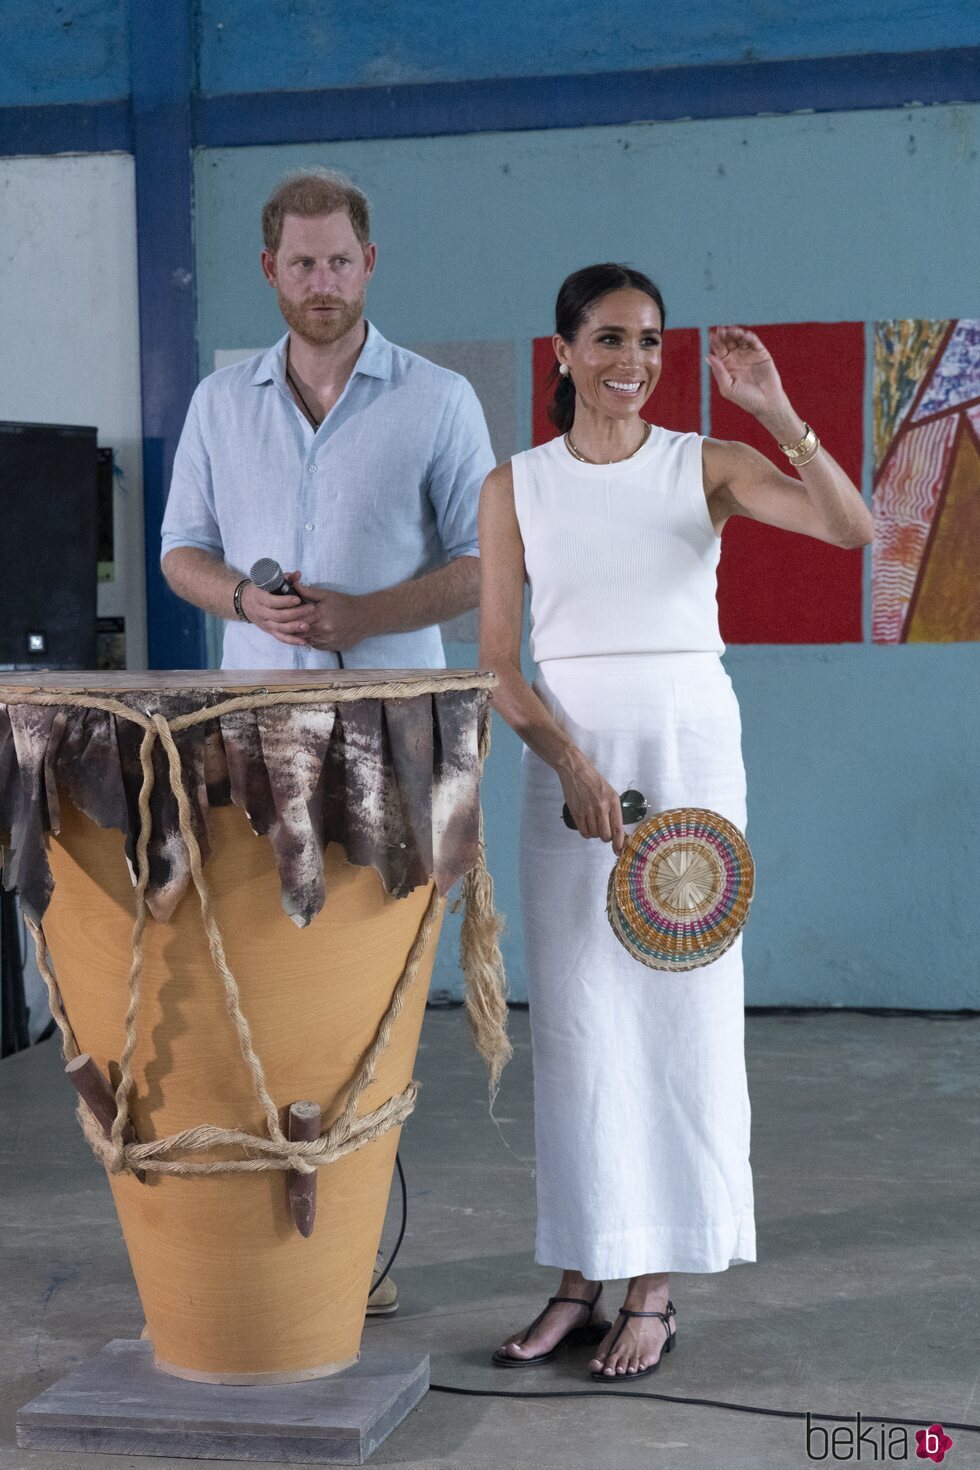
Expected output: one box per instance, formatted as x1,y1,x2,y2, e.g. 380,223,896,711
702,326,874,547
478,464,626,853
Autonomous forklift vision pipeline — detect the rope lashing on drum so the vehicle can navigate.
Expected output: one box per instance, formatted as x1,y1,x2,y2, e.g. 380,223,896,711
457,710,511,1098
15,677,511,1177
27,894,435,1176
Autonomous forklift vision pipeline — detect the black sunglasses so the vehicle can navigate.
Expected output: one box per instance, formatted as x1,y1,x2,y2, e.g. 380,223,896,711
562,789,648,832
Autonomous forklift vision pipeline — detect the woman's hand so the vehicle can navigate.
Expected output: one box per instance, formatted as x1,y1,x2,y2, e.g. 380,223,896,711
559,758,626,855
706,326,795,426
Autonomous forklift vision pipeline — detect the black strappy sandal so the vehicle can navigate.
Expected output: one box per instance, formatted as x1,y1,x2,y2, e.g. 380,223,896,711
589,1299,677,1382
492,1283,611,1368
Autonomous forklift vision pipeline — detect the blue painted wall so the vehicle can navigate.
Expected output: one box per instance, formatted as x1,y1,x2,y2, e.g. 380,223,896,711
195,108,980,358
0,0,129,106
3,3,975,114
193,103,980,1007
196,1,980,93
5,2,978,110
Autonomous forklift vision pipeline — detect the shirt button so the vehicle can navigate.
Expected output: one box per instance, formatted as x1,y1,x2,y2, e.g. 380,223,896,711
304,522,315,531
308,463,318,474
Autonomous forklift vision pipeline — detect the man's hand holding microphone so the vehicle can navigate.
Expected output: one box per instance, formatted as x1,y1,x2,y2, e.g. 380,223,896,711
237,559,376,656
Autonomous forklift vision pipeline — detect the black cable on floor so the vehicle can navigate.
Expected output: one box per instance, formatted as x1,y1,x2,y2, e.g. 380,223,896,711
372,1155,980,1434
426,1383,980,1434
368,1152,407,1298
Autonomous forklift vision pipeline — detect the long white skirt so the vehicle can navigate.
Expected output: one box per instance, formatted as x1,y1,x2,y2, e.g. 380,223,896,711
519,652,756,1279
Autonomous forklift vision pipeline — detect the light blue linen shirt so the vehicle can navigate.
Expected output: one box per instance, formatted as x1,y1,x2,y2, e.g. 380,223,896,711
161,322,494,669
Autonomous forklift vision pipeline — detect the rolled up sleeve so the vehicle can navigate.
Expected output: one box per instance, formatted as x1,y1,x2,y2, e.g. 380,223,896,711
427,377,495,562
160,386,224,563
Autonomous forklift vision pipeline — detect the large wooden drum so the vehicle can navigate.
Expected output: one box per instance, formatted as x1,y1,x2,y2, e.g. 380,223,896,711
0,671,507,1384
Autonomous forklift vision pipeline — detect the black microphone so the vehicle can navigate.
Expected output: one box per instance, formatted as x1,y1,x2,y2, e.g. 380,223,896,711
562,788,648,832
248,558,344,668
249,558,298,597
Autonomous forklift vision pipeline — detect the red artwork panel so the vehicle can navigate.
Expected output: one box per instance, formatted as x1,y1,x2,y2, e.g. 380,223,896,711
710,321,865,644
532,329,701,446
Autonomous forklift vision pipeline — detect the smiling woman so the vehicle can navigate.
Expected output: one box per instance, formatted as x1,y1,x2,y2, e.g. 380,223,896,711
477,258,872,1383
548,262,667,458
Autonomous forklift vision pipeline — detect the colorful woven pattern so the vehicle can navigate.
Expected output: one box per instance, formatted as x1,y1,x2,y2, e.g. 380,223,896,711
606,808,755,972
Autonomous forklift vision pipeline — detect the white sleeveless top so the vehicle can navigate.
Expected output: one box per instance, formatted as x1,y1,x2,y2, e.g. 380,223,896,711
510,426,724,662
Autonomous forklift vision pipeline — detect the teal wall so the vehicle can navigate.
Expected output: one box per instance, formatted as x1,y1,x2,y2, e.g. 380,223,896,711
194,103,980,1006
196,107,980,358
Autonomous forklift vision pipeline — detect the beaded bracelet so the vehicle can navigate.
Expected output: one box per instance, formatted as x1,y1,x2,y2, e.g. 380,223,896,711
233,578,252,623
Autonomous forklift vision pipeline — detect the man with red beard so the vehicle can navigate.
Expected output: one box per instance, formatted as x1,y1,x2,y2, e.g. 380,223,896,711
161,170,494,1318
162,168,493,670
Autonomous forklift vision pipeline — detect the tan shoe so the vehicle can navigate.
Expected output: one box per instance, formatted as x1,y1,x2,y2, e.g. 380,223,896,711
366,1253,398,1317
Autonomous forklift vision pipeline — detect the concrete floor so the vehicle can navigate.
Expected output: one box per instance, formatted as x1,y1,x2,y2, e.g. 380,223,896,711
2,1008,980,1470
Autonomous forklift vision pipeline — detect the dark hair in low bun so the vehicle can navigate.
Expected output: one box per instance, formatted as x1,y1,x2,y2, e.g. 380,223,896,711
548,263,667,434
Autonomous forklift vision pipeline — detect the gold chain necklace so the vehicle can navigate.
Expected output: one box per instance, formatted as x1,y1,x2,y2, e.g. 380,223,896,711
564,420,652,464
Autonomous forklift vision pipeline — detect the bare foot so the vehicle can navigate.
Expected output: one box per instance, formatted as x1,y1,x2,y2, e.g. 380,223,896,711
497,1271,605,1361
588,1273,675,1377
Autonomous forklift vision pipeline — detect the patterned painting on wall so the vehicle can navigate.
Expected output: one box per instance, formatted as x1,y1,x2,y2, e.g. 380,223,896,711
873,320,980,642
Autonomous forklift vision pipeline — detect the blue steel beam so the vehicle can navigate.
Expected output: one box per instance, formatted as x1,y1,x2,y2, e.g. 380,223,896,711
193,46,980,147
0,100,131,154
2,46,977,159
130,0,206,669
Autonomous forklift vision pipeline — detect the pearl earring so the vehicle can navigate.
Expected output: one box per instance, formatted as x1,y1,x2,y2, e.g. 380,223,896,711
559,363,570,377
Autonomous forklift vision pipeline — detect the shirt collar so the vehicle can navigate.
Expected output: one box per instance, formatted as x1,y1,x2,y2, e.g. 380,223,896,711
249,320,392,387
355,320,393,380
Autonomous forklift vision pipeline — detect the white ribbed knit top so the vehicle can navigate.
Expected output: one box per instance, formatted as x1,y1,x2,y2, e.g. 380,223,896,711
511,426,724,661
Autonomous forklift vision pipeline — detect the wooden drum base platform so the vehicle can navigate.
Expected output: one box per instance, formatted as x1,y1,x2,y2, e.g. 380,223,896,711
17,1339,429,1465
